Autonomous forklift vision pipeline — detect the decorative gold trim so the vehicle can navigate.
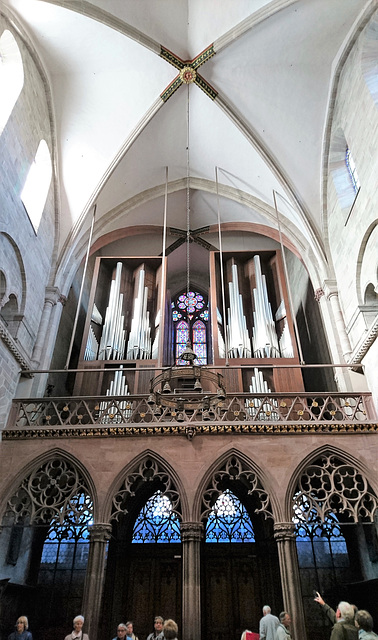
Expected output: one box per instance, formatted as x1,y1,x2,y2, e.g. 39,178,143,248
2,423,378,439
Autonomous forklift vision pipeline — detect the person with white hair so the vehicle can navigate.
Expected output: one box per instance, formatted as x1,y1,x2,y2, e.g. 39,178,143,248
8,616,32,640
259,605,279,640
330,602,358,640
64,615,89,640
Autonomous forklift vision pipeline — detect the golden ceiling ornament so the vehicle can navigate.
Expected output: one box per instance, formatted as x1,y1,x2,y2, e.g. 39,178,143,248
180,66,196,84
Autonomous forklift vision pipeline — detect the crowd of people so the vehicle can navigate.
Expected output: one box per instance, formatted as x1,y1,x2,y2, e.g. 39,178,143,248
7,615,178,640
7,598,378,640
240,595,378,640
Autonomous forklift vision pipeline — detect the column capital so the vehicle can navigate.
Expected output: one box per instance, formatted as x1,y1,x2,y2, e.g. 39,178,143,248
273,521,296,541
322,279,338,299
45,286,62,306
88,522,112,542
181,521,204,542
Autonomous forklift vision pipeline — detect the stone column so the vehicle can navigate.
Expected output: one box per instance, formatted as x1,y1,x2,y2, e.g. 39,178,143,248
274,522,307,640
323,280,352,360
31,286,61,367
181,522,203,640
82,522,112,640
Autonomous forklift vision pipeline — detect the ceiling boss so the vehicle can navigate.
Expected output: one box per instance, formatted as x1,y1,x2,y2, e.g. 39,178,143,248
180,66,197,83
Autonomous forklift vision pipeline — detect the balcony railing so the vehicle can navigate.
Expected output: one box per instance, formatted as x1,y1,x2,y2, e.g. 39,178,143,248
3,392,377,439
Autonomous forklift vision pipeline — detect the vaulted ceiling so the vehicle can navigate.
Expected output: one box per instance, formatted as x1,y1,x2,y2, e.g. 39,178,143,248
2,0,373,284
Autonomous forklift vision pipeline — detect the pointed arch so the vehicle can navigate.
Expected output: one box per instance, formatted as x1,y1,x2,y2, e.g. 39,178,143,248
102,449,189,523
0,447,97,525
193,448,279,523
286,444,378,525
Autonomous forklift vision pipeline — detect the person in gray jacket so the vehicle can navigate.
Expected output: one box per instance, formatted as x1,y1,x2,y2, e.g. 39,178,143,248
146,617,164,640
259,606,279,640
275,612,292,640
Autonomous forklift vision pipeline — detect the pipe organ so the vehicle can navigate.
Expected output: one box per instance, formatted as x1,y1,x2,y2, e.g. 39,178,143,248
126,268,152,360
100,365,130,423
247,367,279,419
251,255,280,358
226,263,252,358
98,262,126,360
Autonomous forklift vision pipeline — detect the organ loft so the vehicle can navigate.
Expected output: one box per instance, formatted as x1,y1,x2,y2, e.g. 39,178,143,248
0,3,378,640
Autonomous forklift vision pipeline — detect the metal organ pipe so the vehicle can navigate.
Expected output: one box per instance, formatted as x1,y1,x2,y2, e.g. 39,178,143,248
226,264,252,358
251,255,280,358
126,269,152,360
98,262,126,360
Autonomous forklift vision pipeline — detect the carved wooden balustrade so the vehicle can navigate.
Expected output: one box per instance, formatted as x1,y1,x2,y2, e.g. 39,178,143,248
3,391,377,439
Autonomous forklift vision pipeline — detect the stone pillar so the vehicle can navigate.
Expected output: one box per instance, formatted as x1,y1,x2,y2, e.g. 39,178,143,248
181,522,203,640
274,522,307,640
82,522,112,640
31,286,61,367
323,280,352,360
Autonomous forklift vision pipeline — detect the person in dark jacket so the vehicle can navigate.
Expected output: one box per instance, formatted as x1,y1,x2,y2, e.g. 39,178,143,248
330,602,358,640
8,616,32,640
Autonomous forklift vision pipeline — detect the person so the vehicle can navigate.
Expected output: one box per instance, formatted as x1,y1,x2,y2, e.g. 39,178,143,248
147,617,164,640
241,632,253,640
355,610,378,640
162,619,178,640
64,615,89,640
330,602,358,640
260,605,279,640
112,623,127,640
275,612,291,640
314,592,337,625
125,622,138,640
8,617,32,640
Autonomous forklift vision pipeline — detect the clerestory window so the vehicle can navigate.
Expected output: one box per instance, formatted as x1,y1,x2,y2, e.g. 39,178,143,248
21,139,52,232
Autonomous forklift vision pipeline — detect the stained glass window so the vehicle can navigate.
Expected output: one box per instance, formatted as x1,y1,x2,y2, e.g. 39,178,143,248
205,489,255,543
172,291,208,365
132,490,181,543
193,320,207,365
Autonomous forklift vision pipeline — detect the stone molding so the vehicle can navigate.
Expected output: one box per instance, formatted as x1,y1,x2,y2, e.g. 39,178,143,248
3,422,378,439
273,522,296,541
88,523,112,543
0,317,32,373
181,522,204,542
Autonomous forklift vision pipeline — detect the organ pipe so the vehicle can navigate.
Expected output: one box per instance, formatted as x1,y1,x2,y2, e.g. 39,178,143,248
126,268,152,360
226,263,252,358
247,367,279,420
98,262,126,360
100,365,130,424
251,255,280,358
84,325,99,361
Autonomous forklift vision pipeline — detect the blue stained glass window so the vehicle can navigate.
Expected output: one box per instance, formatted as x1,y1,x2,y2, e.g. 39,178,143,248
205,489,255,543
132,491,181,543
173,292,208,365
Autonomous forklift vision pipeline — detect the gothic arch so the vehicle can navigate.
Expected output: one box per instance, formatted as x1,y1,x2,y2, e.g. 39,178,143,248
0,447,97,525
102,449,189,524
285,444,378,525
193,448,280,524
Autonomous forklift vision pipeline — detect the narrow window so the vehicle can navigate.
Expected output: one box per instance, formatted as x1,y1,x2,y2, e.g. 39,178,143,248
21,139,52,232
345,147,361,194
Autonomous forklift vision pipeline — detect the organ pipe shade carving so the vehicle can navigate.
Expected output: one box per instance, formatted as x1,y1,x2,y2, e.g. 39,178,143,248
98,262,126,360
226,263,252,358
251,255,280,358
126,268,152,360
